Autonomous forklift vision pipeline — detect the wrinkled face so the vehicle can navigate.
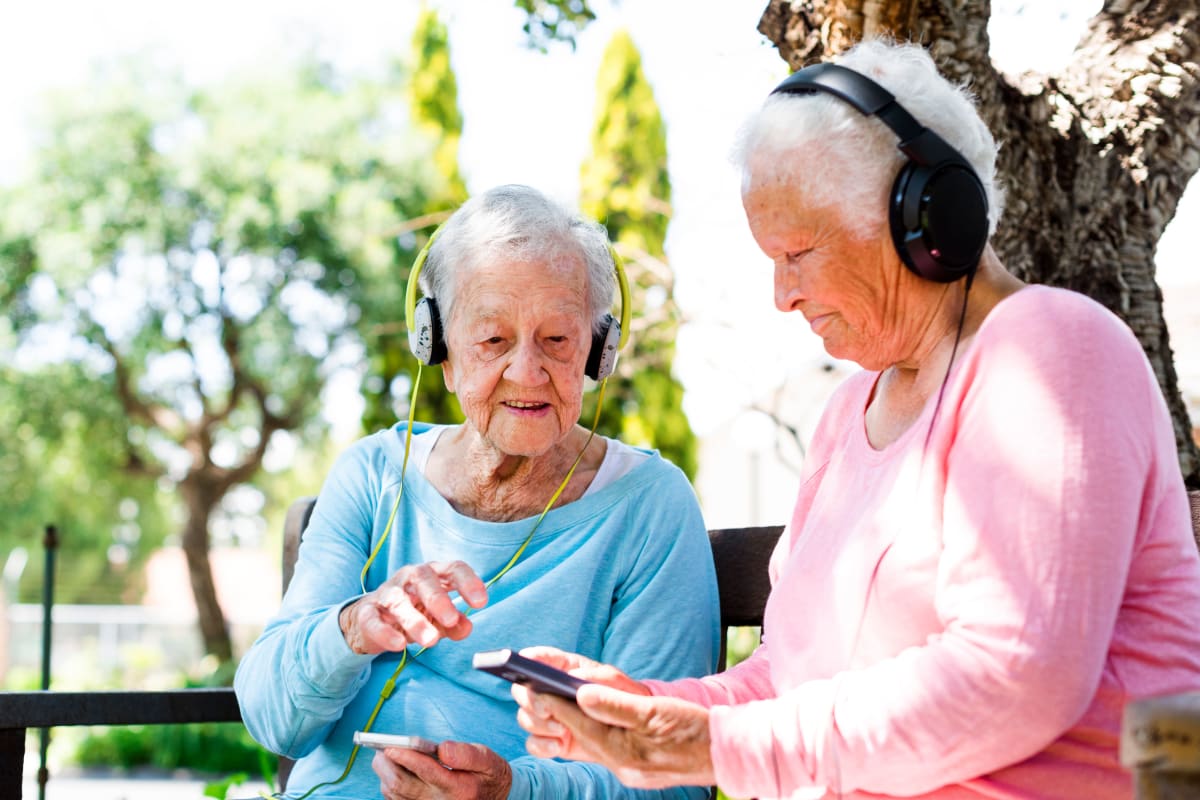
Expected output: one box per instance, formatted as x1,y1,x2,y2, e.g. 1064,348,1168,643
441,253,592,457
742,155,914,370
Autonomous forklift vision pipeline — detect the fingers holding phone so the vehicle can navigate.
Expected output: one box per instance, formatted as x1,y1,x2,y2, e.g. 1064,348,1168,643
517,646,651,696
371,738,512,800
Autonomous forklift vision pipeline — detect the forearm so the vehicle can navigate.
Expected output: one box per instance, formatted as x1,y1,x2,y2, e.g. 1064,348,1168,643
234,604,375,758
644,643,775,708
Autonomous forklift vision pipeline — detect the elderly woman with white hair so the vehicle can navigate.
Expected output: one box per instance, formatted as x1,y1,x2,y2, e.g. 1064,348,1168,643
235,184,720,800
512,39,1200,799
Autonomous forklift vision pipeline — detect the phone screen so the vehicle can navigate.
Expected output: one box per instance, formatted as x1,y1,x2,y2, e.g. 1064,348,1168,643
353,731,439,755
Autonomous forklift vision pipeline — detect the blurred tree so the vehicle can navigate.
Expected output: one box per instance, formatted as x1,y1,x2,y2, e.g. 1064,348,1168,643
0,361,172,604
579,30,697,478
409,6,469,210
0,59,439,662
360,5,469,434
757,0,1200,489
513,0,597,51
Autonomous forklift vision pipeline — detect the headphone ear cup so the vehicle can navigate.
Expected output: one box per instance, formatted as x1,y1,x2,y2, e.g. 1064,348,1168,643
409,296,448,365
889,161,989,283
585,314,621,381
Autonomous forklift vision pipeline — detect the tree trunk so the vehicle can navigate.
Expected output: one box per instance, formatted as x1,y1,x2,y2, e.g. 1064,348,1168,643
757,0,1200,488
179,481,233,664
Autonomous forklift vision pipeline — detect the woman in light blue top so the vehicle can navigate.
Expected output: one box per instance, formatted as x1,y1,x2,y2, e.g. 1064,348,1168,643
234,184,721,800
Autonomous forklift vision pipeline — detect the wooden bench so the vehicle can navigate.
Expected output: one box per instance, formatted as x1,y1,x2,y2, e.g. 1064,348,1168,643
2,492,1198,798
0,496,783,798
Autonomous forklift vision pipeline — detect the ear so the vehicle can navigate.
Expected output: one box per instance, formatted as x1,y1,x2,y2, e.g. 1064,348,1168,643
440,360,456,394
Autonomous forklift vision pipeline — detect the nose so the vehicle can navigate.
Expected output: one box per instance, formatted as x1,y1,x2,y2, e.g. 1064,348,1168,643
503,339,549,386
774,259,803,313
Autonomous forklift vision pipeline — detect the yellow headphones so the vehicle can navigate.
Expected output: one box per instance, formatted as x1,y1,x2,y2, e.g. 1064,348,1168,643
403,225,632,379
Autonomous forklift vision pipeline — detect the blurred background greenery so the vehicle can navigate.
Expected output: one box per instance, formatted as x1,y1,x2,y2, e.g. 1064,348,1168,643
1,2,707,791
0,0,695,665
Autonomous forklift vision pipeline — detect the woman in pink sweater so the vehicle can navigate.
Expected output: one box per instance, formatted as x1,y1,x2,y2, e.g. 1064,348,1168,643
510,39,1200,799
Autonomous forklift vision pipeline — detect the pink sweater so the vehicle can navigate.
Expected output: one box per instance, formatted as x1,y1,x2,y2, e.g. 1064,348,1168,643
650,286,1200,799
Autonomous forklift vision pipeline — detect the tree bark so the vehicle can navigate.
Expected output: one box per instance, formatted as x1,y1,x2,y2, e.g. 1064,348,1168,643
757,0,1200,488
179,480,232,664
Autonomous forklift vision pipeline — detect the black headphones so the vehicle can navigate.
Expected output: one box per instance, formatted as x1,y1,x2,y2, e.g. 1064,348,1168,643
770,62,989,283
404,227,632,381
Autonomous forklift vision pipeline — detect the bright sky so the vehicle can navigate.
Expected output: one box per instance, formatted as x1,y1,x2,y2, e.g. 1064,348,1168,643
2,0,1195,439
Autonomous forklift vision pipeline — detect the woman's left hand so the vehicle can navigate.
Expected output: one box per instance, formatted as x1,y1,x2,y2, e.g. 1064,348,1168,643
372,740,511,800
515,681,716,789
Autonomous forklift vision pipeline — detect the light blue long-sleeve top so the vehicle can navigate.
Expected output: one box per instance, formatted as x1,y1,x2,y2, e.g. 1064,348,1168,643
235,423,721,799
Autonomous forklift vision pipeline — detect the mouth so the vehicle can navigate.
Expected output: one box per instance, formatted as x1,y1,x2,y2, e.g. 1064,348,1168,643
805,312,837,336
502,400,551,411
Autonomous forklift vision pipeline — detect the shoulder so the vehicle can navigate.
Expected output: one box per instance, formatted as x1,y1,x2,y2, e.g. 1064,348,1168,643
336,422,442,471
584,440,703,522
619,444,695,497
979,285,1144,361
958,284,1162,424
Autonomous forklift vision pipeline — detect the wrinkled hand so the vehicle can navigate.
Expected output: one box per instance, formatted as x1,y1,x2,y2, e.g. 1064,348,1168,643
373,741,511,800
512,648,714,789
516,646,652,695
339,561,488,655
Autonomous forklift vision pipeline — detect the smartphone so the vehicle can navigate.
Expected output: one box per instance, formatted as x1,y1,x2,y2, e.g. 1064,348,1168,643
353,731,440,756
472,648,590,700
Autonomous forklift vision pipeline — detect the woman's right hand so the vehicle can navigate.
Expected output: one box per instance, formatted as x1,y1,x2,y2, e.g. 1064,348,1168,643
512,648,717,788
339,561,489,655
515,646,652,696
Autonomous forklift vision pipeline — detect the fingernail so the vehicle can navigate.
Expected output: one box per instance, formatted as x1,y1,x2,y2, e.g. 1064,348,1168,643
439,610,458,627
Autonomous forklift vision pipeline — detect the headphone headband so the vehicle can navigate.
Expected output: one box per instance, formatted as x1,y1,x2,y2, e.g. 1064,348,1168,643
607,242,632,352
771,63,963,171
404,220,632,379
768,61,989,283
404,224,442,338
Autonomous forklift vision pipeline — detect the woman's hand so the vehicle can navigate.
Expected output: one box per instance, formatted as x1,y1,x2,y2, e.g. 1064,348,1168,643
373,740,511,800
512,648,715,789
516,646,652,695
339,561,488,655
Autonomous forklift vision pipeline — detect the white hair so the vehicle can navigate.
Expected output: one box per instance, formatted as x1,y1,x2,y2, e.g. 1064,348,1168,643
732,39,1005,238
419,184,617,334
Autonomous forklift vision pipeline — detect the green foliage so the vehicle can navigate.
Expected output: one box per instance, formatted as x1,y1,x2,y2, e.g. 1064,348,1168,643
409,6,468,208
514,0,597,51
72,723,269,775
0,362,171,603
724,626,761,669
580,30,698,478
359,5,471,435
580,32,671,254
0,56,444,642
204,772,249,799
